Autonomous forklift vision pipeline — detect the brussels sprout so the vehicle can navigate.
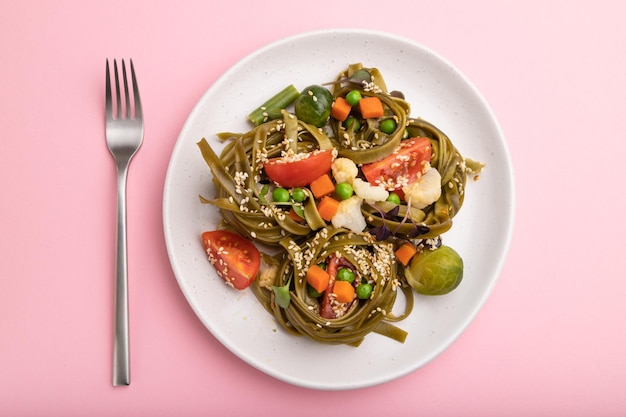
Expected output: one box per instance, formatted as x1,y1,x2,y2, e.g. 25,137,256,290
404,245,463,295
294,85,333,127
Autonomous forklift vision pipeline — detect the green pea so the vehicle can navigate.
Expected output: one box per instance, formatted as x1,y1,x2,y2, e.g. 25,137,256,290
291,187,306,202
380,118,397,134
272,187,290,202
335,182,353,200
356,283,373,299
336,268,355,283
345,90,362,106
386,192,401,204
345,116,361,132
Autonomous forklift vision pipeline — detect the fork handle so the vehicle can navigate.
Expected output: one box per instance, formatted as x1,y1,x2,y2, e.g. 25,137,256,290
113,163,131,386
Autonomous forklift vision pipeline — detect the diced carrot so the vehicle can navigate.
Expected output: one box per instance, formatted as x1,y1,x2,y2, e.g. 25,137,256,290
306,264,330,293
395,242,417,266
317,196,340,221
331,97,352,122
310,173,335,198
288,208,304,222
359,96,384,119
333,280,355,303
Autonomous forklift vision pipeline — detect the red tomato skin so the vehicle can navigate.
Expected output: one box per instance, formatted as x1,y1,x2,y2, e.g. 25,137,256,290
263,149,334,188
361,137,432,191
201,230,261,290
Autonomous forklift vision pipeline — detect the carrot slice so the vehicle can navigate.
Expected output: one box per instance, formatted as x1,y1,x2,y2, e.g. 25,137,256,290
359,96,384,119
395,242,417,266
317,196,340,221
306,264,330,293
333,280,355,303
310,173,335,198
331,97,352,122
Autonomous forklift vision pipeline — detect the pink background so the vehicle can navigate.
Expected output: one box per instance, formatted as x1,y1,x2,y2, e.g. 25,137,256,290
2,0,625,416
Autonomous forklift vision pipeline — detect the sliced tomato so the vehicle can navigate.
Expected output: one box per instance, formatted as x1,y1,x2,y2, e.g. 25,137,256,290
361,137,432,191
201,230,261,290
263,149,334,188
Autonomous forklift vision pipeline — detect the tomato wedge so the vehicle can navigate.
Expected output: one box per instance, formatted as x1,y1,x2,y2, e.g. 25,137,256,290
201,230,261,290
361,137,432,191
263,149,334,188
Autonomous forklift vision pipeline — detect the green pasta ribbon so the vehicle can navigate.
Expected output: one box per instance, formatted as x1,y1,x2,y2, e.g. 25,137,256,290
250,227,412,346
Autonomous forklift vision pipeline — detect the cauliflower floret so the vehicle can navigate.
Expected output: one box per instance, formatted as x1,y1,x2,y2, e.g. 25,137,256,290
353,178,389,203
256,252,282,290
402,167,442,209
257,259,278,290
331,196,367,233
331,158,359,184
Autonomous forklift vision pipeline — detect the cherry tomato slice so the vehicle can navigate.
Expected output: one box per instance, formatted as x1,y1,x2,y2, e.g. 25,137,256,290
361,137,432,191
201,230,261,290
263,149,334,188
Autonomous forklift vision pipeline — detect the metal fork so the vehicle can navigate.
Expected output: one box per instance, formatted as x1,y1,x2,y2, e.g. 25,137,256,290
105,59,143,386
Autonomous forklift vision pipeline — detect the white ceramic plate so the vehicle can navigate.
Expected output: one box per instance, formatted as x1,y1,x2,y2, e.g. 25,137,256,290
163,29,514,390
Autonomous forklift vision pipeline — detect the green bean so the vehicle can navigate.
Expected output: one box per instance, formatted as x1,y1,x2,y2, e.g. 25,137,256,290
247,84,299,125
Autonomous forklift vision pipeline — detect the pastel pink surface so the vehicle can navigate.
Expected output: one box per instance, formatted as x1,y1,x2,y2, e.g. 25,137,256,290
1,1,625,416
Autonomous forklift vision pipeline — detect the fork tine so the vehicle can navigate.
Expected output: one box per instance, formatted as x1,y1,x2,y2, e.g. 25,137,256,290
113,59,121,120
105,59,113,121
121,59,131,119
130,59,142,120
